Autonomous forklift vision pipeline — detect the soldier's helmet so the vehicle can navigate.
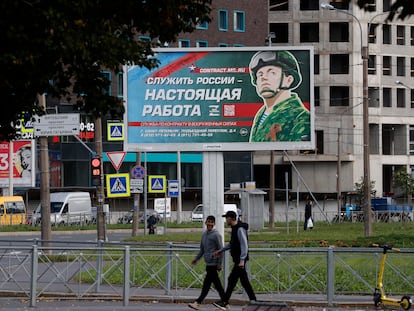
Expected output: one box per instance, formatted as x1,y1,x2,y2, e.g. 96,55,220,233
249,50,302,90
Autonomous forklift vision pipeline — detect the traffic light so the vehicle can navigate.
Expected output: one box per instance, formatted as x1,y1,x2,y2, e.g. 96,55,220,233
91,156,102,186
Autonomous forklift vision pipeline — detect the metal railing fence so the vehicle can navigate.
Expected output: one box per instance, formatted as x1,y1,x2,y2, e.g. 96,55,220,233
1,242,413,307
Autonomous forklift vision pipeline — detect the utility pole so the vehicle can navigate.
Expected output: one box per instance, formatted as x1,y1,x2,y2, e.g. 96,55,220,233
38,93,51,246
95,117,106,241
132,152,141,236
267,32,276,229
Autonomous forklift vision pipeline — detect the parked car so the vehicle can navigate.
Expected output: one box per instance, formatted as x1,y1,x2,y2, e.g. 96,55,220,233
191,204,239,222
191,204,203,222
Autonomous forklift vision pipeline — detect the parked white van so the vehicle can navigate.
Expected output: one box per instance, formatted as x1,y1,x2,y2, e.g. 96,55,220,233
191,203,238,222
32,192,93,226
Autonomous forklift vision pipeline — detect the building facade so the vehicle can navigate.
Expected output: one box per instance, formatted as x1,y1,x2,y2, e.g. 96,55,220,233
265,0,414,200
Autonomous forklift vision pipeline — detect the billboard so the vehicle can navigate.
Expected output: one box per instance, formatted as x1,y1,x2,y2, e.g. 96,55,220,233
125,47,314,152
0,140,35,187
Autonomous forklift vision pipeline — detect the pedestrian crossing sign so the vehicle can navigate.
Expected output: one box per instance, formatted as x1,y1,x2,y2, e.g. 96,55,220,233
106,173,130,197
107,122,124,141
148,175,166,193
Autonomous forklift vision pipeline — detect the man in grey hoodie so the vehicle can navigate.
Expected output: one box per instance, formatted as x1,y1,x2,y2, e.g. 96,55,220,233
188,215,226,310
213,211,256,310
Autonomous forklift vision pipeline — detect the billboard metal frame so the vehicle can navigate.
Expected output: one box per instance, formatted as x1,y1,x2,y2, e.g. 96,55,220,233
124,46,314,152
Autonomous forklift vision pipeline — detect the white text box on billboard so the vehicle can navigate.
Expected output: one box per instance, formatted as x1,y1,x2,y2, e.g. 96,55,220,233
124,47,314,152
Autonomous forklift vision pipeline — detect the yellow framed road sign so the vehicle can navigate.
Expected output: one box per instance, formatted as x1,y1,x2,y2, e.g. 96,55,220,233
148,175,166,193
106,173,130,197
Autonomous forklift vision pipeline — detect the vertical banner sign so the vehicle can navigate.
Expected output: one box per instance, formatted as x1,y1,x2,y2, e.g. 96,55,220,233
125,47,314,152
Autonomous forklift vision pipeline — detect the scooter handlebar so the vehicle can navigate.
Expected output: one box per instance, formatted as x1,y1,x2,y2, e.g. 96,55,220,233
372,243,400,252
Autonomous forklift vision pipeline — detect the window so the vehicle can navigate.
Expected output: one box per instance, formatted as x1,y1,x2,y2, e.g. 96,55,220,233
101,71,111,95
196,40,208,47
411,26,414,45
196,20,208,30
300,0,319,10
218,43,229,47
269,0,288,11
397,57,405,76
117,72,123,98
178,39,190,48
397,25,405,45
397,88,405,108
411,58,414,77
383,56,391,75
364,0,376,11
233,11,245,32
329,22,349,42
300,23,319,42
383,0,392,11
314,54,319,75
218,10,228,31
383,88,391,107
269,23,289,43
411,89,414,108
410,125,414,154
314,86,320,107
368,55,376,75
330,54,349,74
329,86,349,107
368,87,380,107
330,0,349,9
316,130,324,154
369,24,378,44
383,24,391,44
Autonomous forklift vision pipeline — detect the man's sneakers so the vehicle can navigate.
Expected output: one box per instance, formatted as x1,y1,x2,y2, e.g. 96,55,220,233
213,301,230,310
188,301,201,310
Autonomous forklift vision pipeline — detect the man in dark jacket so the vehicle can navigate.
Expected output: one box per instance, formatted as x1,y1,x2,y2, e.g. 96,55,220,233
213,211,256,310
147,212,158,234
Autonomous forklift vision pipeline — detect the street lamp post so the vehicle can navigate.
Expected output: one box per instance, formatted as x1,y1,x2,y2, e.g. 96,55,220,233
321,2,372,236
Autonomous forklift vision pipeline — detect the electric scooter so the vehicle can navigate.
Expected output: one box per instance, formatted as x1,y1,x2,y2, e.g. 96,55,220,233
373,243,412,310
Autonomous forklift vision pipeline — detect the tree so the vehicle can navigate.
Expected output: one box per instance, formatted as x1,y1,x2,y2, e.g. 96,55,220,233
0,0,212,140
357,0,414,21
393,169,414,202
354,177,376,202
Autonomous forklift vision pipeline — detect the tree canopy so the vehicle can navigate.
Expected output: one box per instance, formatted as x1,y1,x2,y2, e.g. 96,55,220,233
357,0,414,21
0,0,211,140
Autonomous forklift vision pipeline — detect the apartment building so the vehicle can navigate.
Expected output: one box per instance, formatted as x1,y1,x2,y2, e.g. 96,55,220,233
262,0,414,199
